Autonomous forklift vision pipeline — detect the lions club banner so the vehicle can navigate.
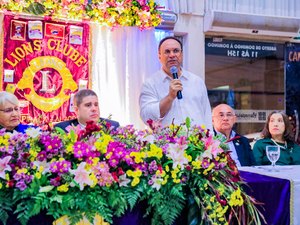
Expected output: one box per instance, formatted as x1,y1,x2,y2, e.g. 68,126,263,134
1,14,91,125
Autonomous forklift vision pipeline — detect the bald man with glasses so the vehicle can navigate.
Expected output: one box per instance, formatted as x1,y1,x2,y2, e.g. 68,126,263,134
212,103,256,166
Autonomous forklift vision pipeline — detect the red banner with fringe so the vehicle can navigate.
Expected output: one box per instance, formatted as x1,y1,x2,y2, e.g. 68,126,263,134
0,13,91,126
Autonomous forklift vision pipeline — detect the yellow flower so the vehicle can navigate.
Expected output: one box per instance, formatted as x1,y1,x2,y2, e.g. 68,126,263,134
66,144,74,154
192,160,201,169
162,177,168,185
0,136,9,146
229,188,244,206
131,177,140,187
94,134,113,154
126,170,133,177
149,144,163,159
165,165,170,172
29,149,38,159
173,178,180,183
17,168,28,174
92,157,100,166
206,205,212,210
130,152,143,163
171,172,177,179
57,184,69,192
186,154,192,162
35,172,42,179
89,173,98,188
133,169,142,177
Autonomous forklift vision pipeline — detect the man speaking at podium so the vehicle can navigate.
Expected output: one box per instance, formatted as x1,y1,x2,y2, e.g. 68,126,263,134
139,36,212,130
55,89,119,132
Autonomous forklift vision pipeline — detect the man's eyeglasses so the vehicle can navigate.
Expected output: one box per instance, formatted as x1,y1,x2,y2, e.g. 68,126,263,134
214,113,235,119
0,107,20,113
162,48,182,56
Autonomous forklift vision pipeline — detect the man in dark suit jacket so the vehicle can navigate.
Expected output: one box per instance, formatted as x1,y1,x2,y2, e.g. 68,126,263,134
55,89,119,132
212,103,256,166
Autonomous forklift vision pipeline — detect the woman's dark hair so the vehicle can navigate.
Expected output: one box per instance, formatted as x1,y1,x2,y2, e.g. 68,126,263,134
261,111,294,141
158,36,182,51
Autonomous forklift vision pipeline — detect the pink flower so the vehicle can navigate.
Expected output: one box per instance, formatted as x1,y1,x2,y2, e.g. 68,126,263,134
0,156,12,179
70,162,93,190
202,136,223,159
136,0,146,5
166,143,188,170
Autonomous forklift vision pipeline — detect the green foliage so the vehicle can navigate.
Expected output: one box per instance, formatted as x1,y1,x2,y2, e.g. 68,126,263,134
25,2,46,15
147,184,186,225
0,209,9,225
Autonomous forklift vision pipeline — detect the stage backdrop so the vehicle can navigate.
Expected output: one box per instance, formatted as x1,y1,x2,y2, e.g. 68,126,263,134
0,14,91,125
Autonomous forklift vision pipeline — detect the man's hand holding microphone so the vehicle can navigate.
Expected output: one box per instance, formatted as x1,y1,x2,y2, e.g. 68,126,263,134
169,66,183,100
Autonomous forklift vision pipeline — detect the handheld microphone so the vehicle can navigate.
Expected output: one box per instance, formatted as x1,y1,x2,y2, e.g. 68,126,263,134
170,66,182,99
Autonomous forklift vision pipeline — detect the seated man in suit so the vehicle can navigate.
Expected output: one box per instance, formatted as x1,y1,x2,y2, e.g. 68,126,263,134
55,89,119,132
212,103,256,166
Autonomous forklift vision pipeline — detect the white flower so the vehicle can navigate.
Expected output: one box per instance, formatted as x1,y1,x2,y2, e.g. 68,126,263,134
150,175,163,191
166,143,188,170
138,134,155,144
26,127,41,138
33,160,51,174
118,174,131,187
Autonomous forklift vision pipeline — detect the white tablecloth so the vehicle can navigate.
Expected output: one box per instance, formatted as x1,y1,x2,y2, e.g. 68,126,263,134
239,165,300,225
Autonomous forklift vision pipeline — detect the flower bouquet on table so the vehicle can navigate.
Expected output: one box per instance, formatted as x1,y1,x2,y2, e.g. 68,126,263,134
0,118,264,225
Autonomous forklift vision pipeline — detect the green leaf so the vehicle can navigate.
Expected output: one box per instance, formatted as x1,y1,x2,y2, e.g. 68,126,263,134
50,194,63,204
0,208,9,225
39,185,54,193
185,117,191,129
25,2,46,15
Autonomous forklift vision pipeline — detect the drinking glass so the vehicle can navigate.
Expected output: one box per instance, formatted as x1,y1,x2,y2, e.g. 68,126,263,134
266,146,280,171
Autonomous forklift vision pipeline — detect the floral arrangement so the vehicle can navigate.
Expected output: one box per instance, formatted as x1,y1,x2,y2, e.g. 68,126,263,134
0,0,162,29
0,119,264,225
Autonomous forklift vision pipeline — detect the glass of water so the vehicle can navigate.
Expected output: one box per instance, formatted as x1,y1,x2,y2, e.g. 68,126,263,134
266,146,280,170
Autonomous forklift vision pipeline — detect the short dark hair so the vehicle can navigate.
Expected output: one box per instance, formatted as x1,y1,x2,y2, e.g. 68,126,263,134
261,111,294,141
158,36,182,51
74,89,97,107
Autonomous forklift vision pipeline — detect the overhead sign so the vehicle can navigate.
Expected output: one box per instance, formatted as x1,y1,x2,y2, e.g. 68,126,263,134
205,38,284,59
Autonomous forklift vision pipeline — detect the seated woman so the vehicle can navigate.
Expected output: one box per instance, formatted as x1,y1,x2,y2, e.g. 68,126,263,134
0,91,31,133
253,111,300,165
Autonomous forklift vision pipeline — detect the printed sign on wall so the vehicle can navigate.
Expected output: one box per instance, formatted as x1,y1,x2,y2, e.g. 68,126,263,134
235,110,274,123
1,14,91,125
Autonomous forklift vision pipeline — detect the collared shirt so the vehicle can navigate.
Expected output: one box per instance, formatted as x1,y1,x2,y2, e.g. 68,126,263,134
217,130,242,167
139,68,212,130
